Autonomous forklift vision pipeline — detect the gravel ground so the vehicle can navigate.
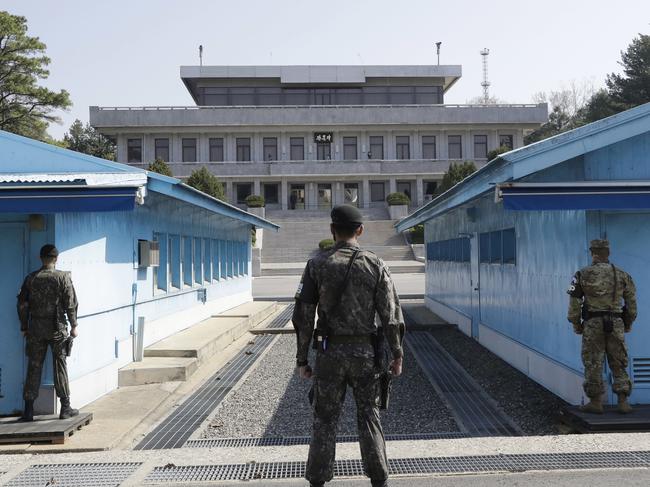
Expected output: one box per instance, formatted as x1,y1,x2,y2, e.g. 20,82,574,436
430,327,569,435
202,335,458,438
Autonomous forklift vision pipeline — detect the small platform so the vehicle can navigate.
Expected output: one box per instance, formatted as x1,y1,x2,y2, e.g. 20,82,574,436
559,405,650,432
0,412,92,445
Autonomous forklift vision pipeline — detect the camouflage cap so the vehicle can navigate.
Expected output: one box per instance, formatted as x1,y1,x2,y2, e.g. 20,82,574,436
331,204,363,226
589,239,609,250
40,244,59,258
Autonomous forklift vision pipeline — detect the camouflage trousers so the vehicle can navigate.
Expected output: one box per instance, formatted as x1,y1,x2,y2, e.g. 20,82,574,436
23,330,70,401
581,317,631,399
307,345,388,483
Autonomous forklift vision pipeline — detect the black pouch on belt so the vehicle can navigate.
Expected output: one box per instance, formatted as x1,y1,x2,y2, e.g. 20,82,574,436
603,314,614,334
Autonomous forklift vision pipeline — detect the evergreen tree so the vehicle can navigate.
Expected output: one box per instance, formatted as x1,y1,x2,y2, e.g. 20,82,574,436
63,119,115,159
147,158,173,177
437,161,477,195
0,11,71,140
186,167,225,200
606,34,650,108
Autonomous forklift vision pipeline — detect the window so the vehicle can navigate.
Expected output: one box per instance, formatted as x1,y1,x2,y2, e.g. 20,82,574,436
201,87,228,105
204,238,212,282
127,138,142,163
343,136,357,160
212,239,220,281
263,183,279,204
499,134,514,149
389,86,414,104
490,231,502,264
314,89,332,105
427,237,471,263
154,138,169,162
397,182,412,201
193,238,203,284
257,87,282,105
474,135,488,159
154,233,168,291
422,136,436,159
424,181,437,197
170,235,181,289
230,87,255,105
503,228,516,264
316,142,331,160
236,183,252,204
263,137,278,161
336,88,362,104
284,88,310,105
363,86,388,104
480,233,490,263
183,236,193,286
369,136,383,159
182,138,197,162
448,135,462,159
415,86,442,104
290,137,304,160
209,138,224,162
396,136,410,160
370,182,385,202
236,138,251,161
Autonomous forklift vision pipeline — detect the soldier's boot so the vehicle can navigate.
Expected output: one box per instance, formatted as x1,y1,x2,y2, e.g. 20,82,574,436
580,398,604,414
59,397,79,420
617,395,633,414
371,480,388,487
20,400,34,422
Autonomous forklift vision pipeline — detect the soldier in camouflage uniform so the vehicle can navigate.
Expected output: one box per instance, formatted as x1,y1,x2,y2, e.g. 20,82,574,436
567,239,637,414
292,205,405,487
17,244,80,421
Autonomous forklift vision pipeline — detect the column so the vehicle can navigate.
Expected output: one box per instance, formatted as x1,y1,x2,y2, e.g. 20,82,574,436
226,180,234,204
439,130,448,160
515,130,524,149
281,178,288,210
489,130,499,153
172,134,182,162
334,182,343,206
199,133,209,162
464,130,472,161
362,178,370,209
309,182,318,209
413,130,421,159
142,134,153,163
416,176,424,207
386,130,395,159
389,178,397,194
117,134,127,163
253,179,261,197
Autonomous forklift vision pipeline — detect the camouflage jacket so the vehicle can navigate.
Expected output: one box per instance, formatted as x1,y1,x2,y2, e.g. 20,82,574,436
567,262,637,324
292,241,405,364
17,267,78,338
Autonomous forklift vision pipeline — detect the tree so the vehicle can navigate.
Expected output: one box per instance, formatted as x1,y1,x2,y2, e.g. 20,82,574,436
466,95,509,105
147,158,173,177
606,34,650,109
0,11,71,140
62,119,115,159
487,145,511,161
186,167,225,200
437,161,477,195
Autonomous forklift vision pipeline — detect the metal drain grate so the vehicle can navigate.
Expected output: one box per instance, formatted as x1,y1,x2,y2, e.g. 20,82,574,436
265,303,294,329
406,329,521,437
143,451,650,483
6,463,141,487
185,432,469,448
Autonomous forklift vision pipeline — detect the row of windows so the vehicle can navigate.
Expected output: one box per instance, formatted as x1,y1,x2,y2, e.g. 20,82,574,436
198,85,444,106
479,228,516,265
426,238,471,263
127,134,515,164
153,234,248,293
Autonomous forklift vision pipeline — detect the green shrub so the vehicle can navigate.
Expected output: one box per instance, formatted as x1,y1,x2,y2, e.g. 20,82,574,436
186,167,225,200
245,194,265,208
319,238,335,250
147,158,173,177
386,192,410,206
487,145,511,162
410,224,424,244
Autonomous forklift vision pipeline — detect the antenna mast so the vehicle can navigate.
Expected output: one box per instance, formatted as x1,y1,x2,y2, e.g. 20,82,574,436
199,45,203,67
480,48,490,103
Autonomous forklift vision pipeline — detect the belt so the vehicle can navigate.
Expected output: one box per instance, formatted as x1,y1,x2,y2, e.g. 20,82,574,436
586,311,622,318
327,335,374,345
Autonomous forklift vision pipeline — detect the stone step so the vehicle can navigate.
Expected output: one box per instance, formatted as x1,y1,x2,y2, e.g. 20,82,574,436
261,261,424,276
118,301,277,386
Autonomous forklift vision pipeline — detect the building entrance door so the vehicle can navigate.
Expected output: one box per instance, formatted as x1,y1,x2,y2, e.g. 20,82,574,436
317,143,331,160
289,184,305,210
318,184,332,209
0,223,27,414
397,181,412,202
344,183,359,207
603,212,650,404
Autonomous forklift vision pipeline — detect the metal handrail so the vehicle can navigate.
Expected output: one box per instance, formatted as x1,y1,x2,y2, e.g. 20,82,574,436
93,103,543,111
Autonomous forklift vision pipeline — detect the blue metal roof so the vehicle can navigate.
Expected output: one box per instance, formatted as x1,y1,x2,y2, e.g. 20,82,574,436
396,102,650,232
0,129,278,230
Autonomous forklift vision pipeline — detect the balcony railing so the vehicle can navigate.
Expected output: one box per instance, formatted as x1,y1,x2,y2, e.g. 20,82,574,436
94,103,542,111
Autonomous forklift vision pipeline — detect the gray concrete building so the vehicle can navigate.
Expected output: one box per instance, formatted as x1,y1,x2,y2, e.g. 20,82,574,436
90,65,548,213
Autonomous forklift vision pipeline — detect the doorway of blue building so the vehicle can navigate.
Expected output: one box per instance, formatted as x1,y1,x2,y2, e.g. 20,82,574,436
604,212,650,405
0,223,28,415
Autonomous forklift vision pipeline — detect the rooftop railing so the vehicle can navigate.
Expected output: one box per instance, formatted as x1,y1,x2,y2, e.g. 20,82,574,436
93,103,543,111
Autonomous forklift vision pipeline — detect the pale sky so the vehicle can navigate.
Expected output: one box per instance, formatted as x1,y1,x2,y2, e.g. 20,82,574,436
4,0,650,139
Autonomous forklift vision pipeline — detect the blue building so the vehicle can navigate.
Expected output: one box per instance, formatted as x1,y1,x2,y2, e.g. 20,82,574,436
397,103,650,405
0,130,277,415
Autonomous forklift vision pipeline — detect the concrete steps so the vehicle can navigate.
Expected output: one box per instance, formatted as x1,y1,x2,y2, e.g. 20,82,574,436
261,260,424,276
118,301,277,387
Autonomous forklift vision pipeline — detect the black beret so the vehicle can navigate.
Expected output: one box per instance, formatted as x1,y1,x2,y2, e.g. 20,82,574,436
331,204,363,226
40,244,59,258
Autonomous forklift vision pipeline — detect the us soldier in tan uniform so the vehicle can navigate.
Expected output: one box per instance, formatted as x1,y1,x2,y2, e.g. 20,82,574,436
293,205,405,487
17,244,79,421
567,239,637,414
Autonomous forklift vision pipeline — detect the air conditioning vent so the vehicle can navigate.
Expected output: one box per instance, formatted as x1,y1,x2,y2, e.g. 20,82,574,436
632,357,650,386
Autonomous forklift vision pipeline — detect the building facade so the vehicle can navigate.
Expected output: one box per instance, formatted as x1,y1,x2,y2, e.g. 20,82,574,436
396,103,650,405
90,65,547,212
0,130,276,415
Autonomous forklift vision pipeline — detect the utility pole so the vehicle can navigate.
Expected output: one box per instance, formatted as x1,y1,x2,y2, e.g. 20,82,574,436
199,45,203,67
480,48,490,104
435,42,442,65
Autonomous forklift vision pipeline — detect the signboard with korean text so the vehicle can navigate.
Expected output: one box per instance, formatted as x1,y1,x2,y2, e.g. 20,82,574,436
314,132,333,143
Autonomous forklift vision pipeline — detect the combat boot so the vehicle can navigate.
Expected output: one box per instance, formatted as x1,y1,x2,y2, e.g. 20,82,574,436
580,398,604,414
617,395,633,414
59,397,79,419
20,400,34,422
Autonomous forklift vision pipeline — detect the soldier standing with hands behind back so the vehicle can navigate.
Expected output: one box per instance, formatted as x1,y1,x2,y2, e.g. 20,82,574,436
17,244,79,421
292,205,405,487
567,239,637,414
